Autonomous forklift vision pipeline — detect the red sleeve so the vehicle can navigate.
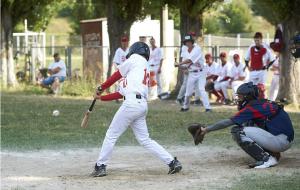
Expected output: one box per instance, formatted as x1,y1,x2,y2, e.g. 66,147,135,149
100,92,123,101
101,70,122,90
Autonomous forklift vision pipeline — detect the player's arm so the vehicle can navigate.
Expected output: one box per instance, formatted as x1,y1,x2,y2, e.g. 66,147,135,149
244,47,251,71
48,66,61,75
263,51,276,70
201,119,235,134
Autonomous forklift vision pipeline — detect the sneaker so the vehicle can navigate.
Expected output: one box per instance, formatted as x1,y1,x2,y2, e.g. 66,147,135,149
90,164,107,177
254,156,278,169
168,157,182,174
180,108,189,112
205,109,212,112
248,161,264,168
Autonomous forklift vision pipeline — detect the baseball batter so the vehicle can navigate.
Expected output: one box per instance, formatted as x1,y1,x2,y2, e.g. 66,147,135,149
244,32,275,86
179,35,211,112
91,42,182,177
148,37,163,96
269,55,280,101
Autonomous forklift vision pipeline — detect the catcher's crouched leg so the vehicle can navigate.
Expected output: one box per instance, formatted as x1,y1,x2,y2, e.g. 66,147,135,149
231,126,269,162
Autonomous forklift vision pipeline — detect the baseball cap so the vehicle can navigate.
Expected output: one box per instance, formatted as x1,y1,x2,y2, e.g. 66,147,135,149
188,31,196,37
220,52,227,57
183,35,194,44
233,54,240,59
121,36,128,42
205,53,212,59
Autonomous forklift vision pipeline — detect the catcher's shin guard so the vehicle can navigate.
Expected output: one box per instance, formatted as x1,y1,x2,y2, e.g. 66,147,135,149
231,126,269,162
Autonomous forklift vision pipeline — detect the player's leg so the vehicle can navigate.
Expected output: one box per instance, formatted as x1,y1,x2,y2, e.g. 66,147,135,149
198,72,211,111
231,81,244,101
177,72,188,104
155,68,163,95
193,79,201,105
249,71,259,85
131,109,182,174
220,81,230,104
269,75,279,101
182,73,196,111
92,105,131,177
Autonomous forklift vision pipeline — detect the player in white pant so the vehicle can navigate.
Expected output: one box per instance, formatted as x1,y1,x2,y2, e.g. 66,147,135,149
214,52,232,105
91,42,182,177
269,56,280,101
178,35,211,112
244,32,275,87
149,37,163,96
228,54,246,100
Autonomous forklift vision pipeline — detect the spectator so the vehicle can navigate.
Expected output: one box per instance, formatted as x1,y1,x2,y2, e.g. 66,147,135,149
41,53,66,94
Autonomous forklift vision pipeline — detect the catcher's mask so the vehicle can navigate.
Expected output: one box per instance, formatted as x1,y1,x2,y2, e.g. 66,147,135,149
236,82,259,110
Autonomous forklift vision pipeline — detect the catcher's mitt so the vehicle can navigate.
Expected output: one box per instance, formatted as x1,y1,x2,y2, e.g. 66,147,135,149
205,81,215,92
187,123,206,145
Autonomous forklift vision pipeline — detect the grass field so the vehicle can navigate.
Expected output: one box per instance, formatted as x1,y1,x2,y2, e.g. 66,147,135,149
1,92,300,190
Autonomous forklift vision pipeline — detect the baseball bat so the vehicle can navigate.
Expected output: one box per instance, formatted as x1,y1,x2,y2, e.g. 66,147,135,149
81,98,97,128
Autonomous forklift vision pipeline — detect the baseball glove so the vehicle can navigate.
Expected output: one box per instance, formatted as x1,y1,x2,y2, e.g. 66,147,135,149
187,123,206,145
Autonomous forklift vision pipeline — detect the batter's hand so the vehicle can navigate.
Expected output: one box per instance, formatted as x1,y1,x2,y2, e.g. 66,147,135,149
94,85,103,99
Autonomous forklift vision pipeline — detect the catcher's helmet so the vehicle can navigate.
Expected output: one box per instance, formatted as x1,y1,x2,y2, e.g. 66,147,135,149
126,41,150,61
236,82,259,110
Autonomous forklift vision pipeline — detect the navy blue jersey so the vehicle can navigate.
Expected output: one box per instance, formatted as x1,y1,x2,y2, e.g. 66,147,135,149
231,100,294,142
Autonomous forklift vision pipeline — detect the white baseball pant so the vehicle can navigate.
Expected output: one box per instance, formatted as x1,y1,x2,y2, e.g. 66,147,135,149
269,74,280,101
96,97,174,166
177,72,200,100
182,71,211,109
249,70,267,85
231,80,245,98
214,81,230,99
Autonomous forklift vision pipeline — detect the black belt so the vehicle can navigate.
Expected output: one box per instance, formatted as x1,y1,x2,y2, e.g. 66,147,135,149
190,69,203,73
123,94,142,100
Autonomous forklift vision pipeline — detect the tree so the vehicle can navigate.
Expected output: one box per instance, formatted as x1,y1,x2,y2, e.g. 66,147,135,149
252,0,300,105
170,0,220,94
104,0,145,79
1,0,59,87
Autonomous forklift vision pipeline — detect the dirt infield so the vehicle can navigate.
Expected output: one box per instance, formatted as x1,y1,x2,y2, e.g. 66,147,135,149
1,146,300,190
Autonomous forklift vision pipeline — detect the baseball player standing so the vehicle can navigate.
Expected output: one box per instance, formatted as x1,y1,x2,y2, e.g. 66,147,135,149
113,36,129,68
244,32,275,87
176,32,201,105
91,42,182,177
269,55,280,101
214,52,232,105
179,35,211,112
148,37,163,96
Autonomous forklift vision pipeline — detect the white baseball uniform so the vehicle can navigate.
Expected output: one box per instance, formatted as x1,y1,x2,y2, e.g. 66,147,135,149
229,62,246,96
96,54,174,166
269,57,280,101
177,45,201,101
245,44,275,85
149,47,163,95
182,45,211,110
214,62,232,99
206,61,219,78
113,47,129,66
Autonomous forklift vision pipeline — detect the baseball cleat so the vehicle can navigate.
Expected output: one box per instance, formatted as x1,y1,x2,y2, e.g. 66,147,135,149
168,157,182,174
91,163,107,177
254,156,278,169
248,160,264,168
180,108,189,112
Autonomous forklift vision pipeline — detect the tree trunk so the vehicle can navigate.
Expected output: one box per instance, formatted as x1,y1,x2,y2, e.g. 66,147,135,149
1,6,17,87
106,1,132,80
278,20,300,106
172,9,203,95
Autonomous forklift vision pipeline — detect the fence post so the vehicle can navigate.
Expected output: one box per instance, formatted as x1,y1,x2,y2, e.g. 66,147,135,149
30,48,36,84
51,35,55,55
67,47,72,79
237,33,240,50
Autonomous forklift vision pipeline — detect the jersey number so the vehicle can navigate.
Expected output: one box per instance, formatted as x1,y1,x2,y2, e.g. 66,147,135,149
142,69,150,86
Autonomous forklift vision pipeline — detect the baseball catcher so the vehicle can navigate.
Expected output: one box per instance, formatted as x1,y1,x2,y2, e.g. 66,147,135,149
188,82,294,168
